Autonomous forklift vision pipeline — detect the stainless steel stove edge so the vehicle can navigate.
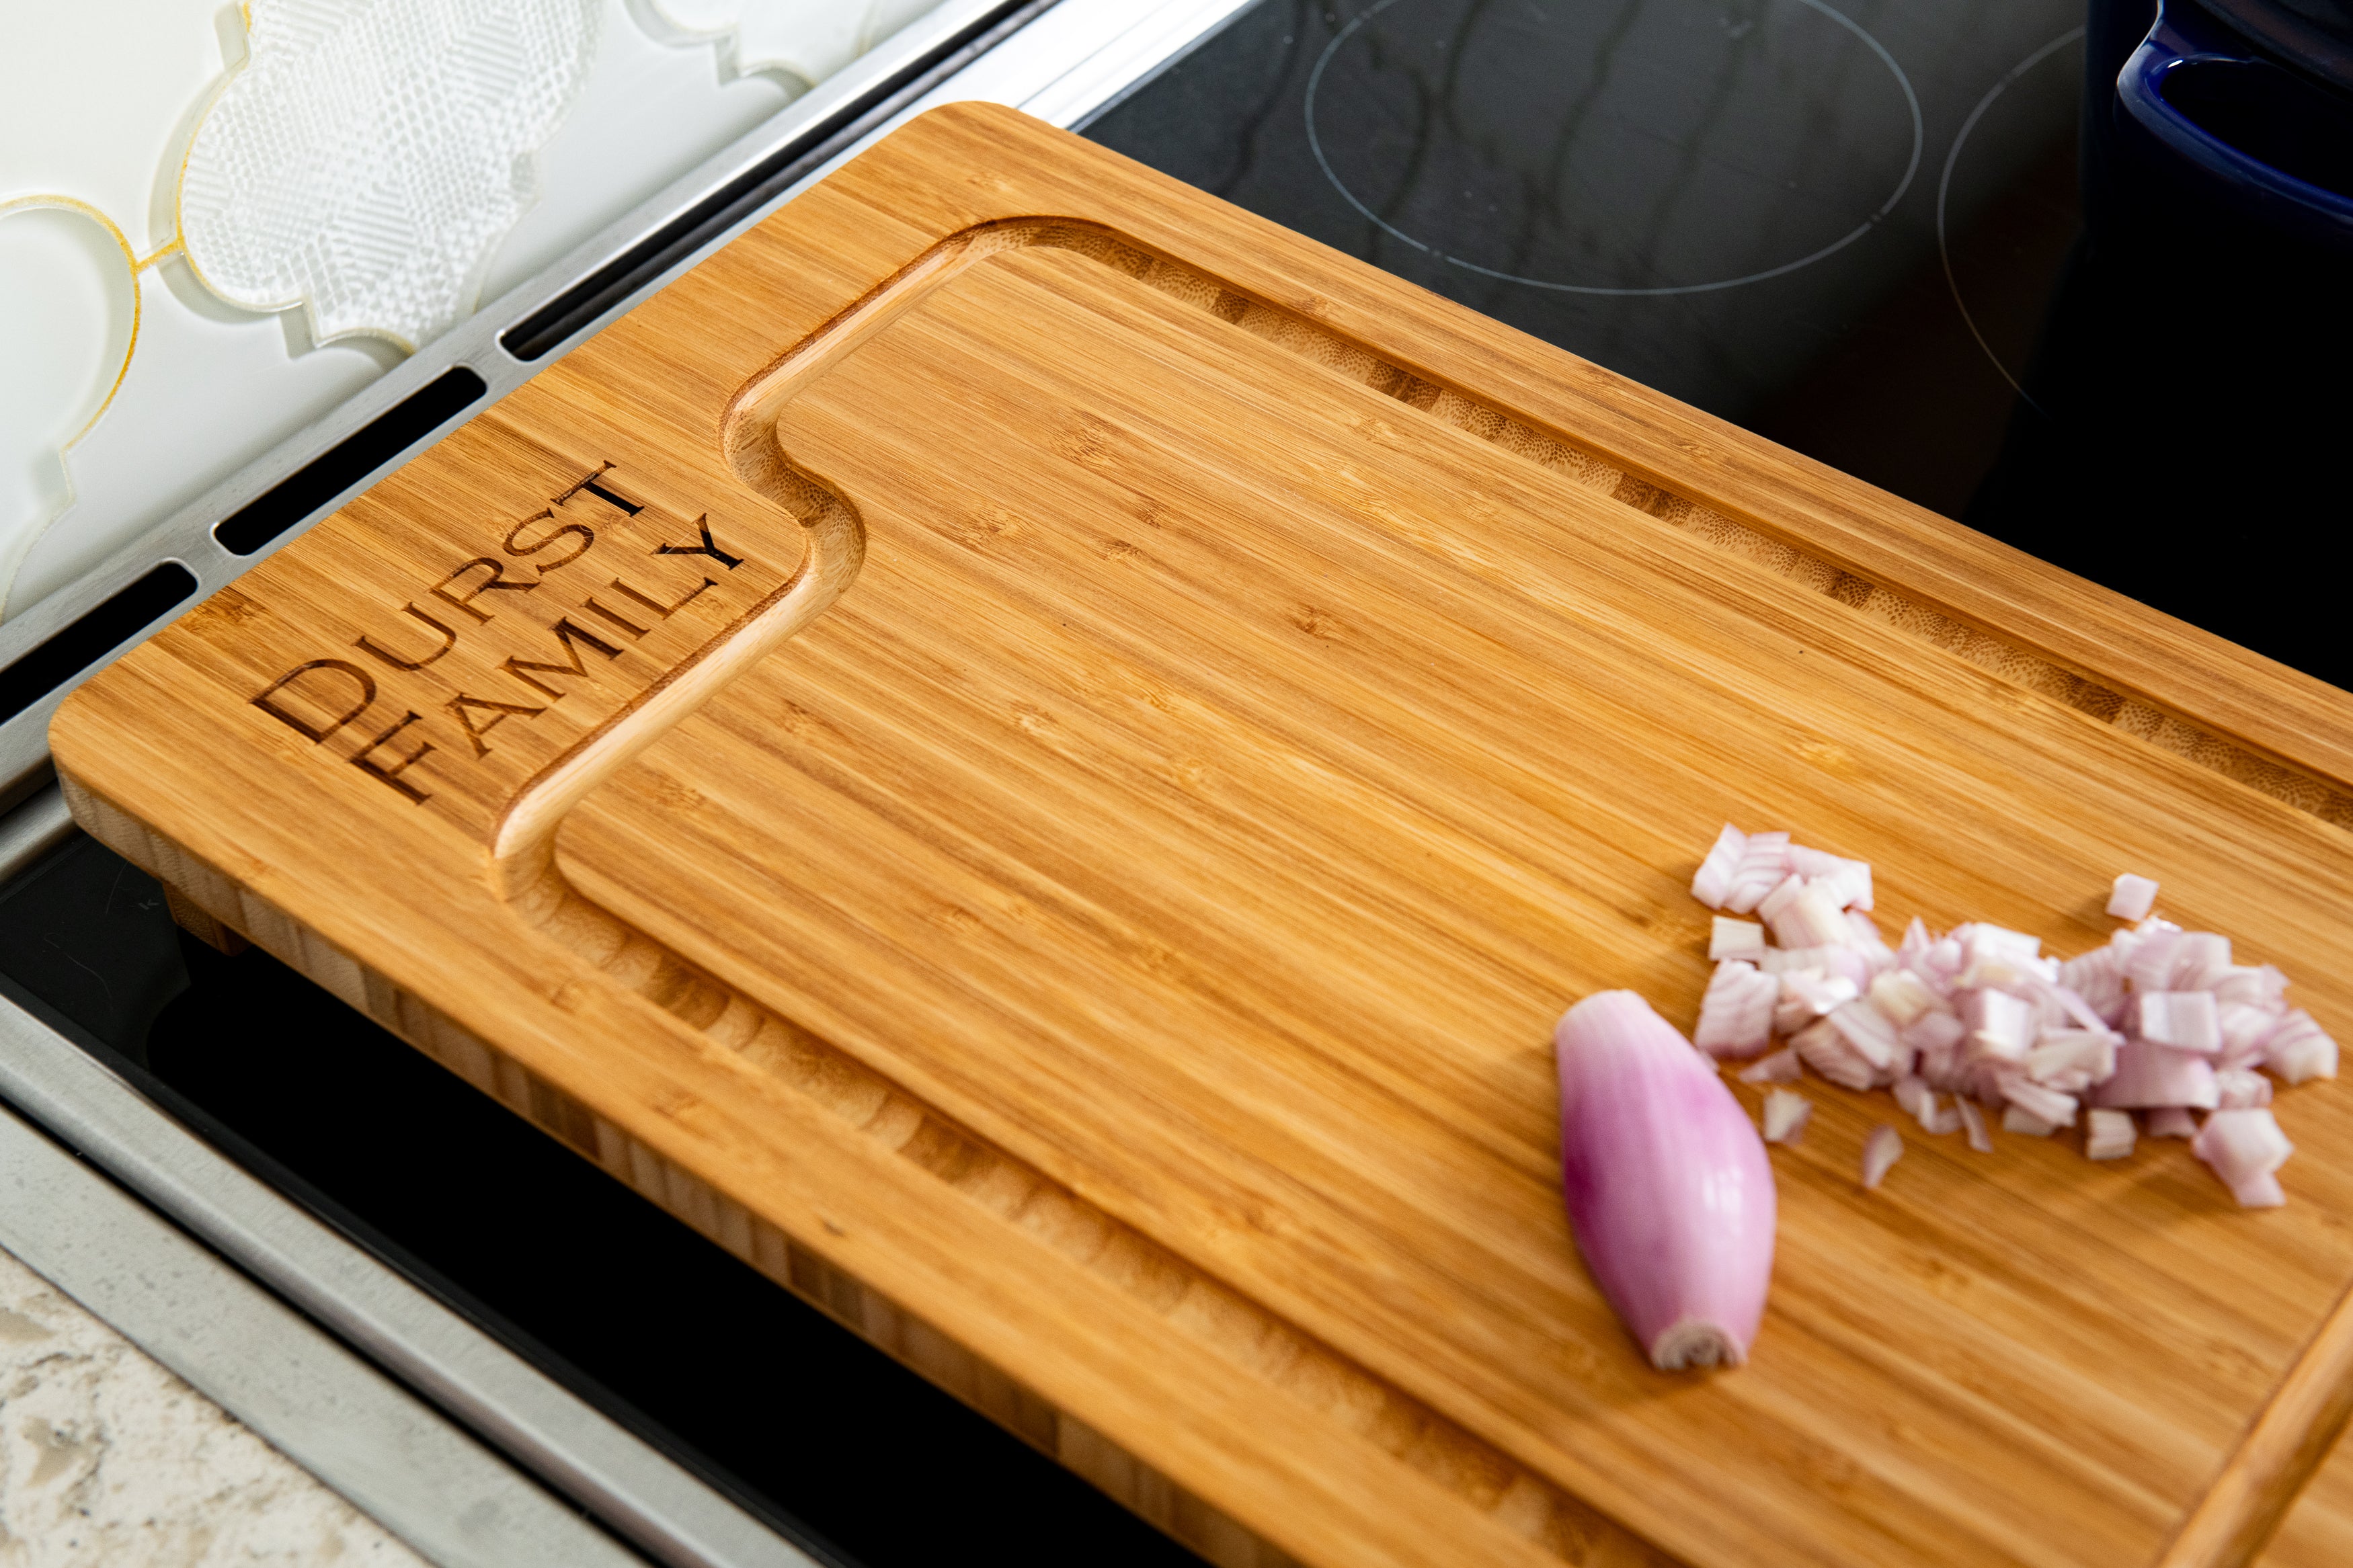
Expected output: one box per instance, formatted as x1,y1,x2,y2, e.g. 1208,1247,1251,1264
0,790,830,1564
0,983,824,1568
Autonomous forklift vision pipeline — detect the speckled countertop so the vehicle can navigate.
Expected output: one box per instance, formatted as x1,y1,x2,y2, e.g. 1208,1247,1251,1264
0,1245,424,1567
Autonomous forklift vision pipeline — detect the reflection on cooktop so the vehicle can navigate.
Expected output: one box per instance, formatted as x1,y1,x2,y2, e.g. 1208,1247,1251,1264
1088,0,2084,520
1304,0,1921,297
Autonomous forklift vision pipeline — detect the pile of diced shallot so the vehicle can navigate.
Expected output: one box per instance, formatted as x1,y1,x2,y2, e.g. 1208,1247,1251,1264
1687,824,2338,1207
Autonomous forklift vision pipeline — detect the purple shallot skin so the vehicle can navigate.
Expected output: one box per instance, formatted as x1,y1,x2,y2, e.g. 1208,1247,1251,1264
1555,991,1777,1370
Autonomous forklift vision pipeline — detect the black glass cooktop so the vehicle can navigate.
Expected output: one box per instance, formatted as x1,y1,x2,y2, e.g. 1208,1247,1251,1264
1090,0,2353,690
1087,0,2089,522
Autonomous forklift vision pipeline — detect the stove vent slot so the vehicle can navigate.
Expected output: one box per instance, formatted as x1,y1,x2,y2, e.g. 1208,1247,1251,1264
0,563,198,725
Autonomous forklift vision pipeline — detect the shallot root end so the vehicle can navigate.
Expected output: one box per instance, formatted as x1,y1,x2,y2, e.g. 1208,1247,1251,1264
1649,1319,1748,1371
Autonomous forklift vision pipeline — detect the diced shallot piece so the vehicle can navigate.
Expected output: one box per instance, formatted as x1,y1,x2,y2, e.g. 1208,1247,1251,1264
1890,1074,1931,1118
1901,1005,1963,1048
2093,1040,2220,1110
1756,872,1804,923
1915,935,1968,989
2192,1108,2292,1208
1895,917,1940,977
2023,1028,2118,1092
2217,1003,2284,1068
2169,932,2233,992
1689,824,1748,909
1962,989,2035,1063
1777,968,1858,1026
1902,1009,1967,1086
2041,981,2116,1036
1738,1048,1802,1085
2125,921,2185,994
1827,999,1901,1074
2146,1106,2200,1139
1860,1124,1904,1189
1845,913,1895,969
1958,931,2048,989
1893,1076,1962,1136
1555,993,1777,1368
2139,991,2222,1053
2265,1010,2340,1085
2229,1172,2287,1208
2084,1108,2137,1161
1789,945,1874,992
1956,923,2042,961
1817,945,1873,992
2215,1069,2274,1110
1761,1090,1813,1145
1721,831,1793,914
1996,1070,2078,1128
1709,916,1765,961
1869,968,1941,1028
1693,960,1779,1058
2212,964,2288,1009
1765,879,1853,950
2058,944,2128,1026
1788,845,1874,911
1792,1018,1876,1092
2107,873,2159,921
1772,976,1830,1036
2003,1106,2056,1136
1956,1097,1993,1153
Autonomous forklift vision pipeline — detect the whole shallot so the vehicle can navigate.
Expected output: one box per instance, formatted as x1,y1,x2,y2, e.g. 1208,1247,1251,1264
1555,991,1778,1370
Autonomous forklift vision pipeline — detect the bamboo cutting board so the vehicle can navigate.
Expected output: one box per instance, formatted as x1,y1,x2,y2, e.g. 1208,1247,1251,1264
49,104,2353,1568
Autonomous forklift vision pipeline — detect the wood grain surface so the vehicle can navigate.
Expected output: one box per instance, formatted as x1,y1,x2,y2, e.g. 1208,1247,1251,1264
48,105,2353,1568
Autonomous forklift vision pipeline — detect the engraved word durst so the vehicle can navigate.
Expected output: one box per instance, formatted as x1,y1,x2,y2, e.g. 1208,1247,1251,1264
249,462,750,803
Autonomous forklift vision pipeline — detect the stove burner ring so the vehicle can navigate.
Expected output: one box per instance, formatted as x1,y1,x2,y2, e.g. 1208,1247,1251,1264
1937,26,2087,410
1306,0,1926,298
